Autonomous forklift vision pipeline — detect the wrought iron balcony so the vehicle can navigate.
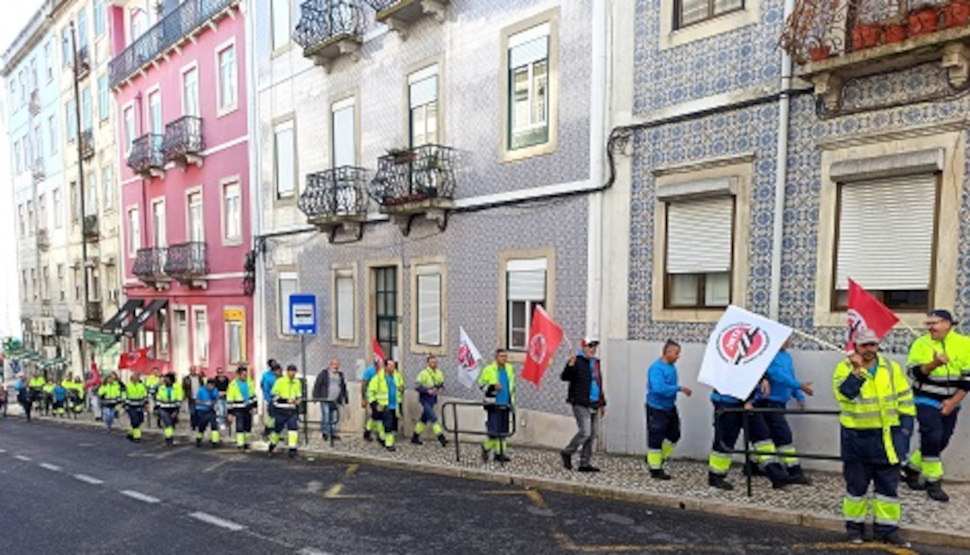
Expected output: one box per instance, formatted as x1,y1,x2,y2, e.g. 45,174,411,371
781,1,970,110
365,0,448,37
164,242,208,283
80,129,95,160
133,247,168,284
85,301,103,326
36,228,50,251
370,144,456,234
31,158,45,182
75,46,91,80
83,215,99,241
162,116,204,167
299,166,369,241
128,134,165,179
294,0,365,71
29,89,40,115
109,0,240,87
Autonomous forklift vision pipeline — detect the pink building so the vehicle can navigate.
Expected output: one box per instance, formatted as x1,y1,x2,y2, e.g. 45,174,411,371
104,0,251,378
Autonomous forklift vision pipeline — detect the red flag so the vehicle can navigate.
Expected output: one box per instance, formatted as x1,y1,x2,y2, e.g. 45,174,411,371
521,306,564,386
846,278,899,351
118,348,150,370
371,338,386,367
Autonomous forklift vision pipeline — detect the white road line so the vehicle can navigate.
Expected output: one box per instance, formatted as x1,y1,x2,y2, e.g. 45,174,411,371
296,549,332,555
39,463,61,472
120,490,161,504
73,474,104,485
187,512,246,531
0,448,7,453
14,455,31,462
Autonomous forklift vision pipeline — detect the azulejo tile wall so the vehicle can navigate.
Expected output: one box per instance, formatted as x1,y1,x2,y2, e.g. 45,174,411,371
628,1,970,353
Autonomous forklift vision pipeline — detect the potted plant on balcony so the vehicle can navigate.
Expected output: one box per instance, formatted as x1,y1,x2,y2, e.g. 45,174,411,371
808,42,831,62
908,3,940,37
944,0,970,28
386,147,415,165
884,18,908,44
852,20,882,50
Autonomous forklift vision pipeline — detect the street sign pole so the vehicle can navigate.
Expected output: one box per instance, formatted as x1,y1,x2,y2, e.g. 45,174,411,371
301,333,308,446
288,293,318,448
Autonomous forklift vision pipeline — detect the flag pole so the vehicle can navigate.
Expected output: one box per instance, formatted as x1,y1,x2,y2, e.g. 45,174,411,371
789,328,845,353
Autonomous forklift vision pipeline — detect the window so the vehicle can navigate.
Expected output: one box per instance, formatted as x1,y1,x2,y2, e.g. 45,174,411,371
88,267,100,301
127,207,141,256
409,66,438,147
675,0,745,29
187,192,203,242
82,88,92,131
331,98,355,167
192,308,208,365
31,269,37,301
218,44,237,112
130,9,148,41
61,28,71,67
223,182,242,242
102,166,113,209
833,175,936,311
182,67,199,117
148,90,162,134
334,269,354,342
274,120,296,198
48,116,57,153
225,308,246,364
98,75,109,122
157,309,169,360
416,264,442,347
663,197,734,308
21,271,27,302
87,171,98,216
374,266,398,360
18,205,25,236
26,201,34,235
70,182,80,223
32,126,41,166
66,100,77,141
508,23,550,151
53,189,62,228
42,267,50,300
44,40,53,81
73,267,81,300
94,0,105,37
506,258,546,351
37,194,46,230
278,271,298,335
57,264,65,301
271,0,291,51
152,200,166,247
13,141,21,174
123,106,135,153
77,9,88,49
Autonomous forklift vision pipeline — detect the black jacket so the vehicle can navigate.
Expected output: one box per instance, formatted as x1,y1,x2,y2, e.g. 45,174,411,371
312,370,349,405
560,354,606,408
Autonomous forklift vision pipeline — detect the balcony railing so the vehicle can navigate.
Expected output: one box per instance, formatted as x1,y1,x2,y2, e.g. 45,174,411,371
83,215,99,240
299,166,369,240
29,89,40,115
132,247,168,283
109,0,239,87
85,301,103,326
365,0,449,36
164,242,208,282
36,229,50,251
162,116,204,167
75,46,91,80
294,0,365,69
127,134,165,178
80,129,95,160
781,0,970,110
370,144,457,206
31,158,45,182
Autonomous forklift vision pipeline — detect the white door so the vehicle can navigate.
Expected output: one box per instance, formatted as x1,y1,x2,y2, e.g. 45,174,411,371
173,309,189,377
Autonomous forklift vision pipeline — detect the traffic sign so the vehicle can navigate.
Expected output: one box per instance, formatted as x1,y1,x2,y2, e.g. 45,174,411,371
289,294,317,335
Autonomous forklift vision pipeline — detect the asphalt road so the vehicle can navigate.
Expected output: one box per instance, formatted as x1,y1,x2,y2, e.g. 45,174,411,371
0,416,962,555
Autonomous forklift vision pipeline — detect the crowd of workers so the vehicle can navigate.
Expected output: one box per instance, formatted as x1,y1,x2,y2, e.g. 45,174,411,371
3,309,968,549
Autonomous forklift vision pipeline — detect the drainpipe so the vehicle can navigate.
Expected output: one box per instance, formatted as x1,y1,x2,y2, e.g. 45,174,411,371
586,0,608,340
243,0,266,371
769,0,796,321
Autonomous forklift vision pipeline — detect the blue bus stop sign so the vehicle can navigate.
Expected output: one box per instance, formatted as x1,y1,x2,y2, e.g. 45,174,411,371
289,294,317,335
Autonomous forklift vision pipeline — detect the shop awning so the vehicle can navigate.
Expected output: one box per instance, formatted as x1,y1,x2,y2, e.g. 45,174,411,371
122,299,168,338
39,357,68,369
101,299,144,334
84,329,119,348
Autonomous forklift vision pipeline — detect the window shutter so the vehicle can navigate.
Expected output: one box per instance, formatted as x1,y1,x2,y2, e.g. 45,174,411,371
417,273,441,346
509,23,550,68
666,197,734,274
336,274,354,341
409,75,437,108
507,258,547,301
835,175,936,290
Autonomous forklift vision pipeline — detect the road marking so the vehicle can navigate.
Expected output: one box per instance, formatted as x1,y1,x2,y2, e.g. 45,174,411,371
154,445,192,459
14,455,31,462
297,549,333,555
187,512,246,531
203,455,241,473
792,542,917,555
0,448,7,453
120,490,161,504
73,474,104,485
39,463,62,472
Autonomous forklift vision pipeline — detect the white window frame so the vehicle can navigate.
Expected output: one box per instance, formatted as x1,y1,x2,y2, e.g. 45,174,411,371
408,64,439,148
332,265,356,346
151,198,166,247
222,179,242,245
98,74,109,123
274,119,296,199
123,103,135,154
216,39,238,116
507,24,550,149
191,306,209,366
186,188,204,243
278,271,298,337
53,189,62,229
330,96,356,168
505,258,546,352
181,63,200,118
146,86,162,134
415,263,443,348
127,206,141,257
271,0,292,53
659,0,759,50
224,307,246,365
102,165,114,211
662,193,735,310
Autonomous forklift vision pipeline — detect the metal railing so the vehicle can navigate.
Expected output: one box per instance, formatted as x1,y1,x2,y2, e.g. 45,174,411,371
31,158,45,182
132,247,168,281
165,242,208,279
299,166,370,220
370,144,458,207
82,214,99,240
294,0,366,52
85,301,103,326
80,129,95,160
715,405,841,497
109,0,238,87
441,400,517,465
127,134,165,175
36,228,50,250
162,115,204,163
75,46,91,79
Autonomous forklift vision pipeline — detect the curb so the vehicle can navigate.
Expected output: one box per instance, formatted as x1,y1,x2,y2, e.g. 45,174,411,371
19,415,970,550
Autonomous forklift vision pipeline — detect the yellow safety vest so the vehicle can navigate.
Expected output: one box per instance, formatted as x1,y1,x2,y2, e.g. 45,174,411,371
833,355,911,463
